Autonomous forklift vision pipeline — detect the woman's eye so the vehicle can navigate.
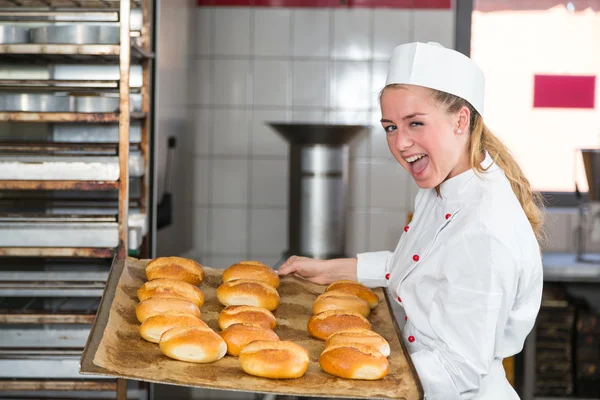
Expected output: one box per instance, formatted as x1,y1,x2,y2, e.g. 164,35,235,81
384,125,396,133
410,121,424,127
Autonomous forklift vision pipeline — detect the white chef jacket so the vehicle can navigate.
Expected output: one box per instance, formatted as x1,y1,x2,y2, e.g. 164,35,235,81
356,153,543,399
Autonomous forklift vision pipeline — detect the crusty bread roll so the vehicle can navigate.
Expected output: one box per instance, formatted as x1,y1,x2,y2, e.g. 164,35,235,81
146,257,205,285
325,328,390,357
218,305,277,330
135,297,201,323
159,326,227,363
307,310,371,341
239,340,309,379
312,290,370,317
326,280,379,309
216,279,280,311
222,261,279,289
137,279,205,307
320,343,389,380
219,323,280,356
139,312,207,343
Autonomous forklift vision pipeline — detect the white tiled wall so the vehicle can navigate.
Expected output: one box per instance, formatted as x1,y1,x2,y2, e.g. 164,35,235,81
187,6,456,268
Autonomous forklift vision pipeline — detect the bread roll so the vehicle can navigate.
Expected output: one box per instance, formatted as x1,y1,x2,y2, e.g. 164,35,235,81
159,326,227,363
139,312,207,343
320,343,389,380
135,297,201,323
326,280,379,309
137,279,205,307
222,261,279,289
146,257,205,285
307,310,371,341
325,328,390,357
239,340,309,379
216,279,280,311
312,290,370,317
219,323,280,356
218,305,277,330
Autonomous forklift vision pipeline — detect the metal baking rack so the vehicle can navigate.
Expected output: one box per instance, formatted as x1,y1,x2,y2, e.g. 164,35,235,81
0,0,154,397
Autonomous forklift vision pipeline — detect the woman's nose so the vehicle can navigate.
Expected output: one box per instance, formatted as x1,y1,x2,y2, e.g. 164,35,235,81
395,130,412,152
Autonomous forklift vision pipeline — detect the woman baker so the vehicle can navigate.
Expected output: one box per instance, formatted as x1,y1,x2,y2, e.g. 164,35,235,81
278,42,544,400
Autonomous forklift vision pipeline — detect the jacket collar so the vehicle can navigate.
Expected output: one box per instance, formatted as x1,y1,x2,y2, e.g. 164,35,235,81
437,152,497,204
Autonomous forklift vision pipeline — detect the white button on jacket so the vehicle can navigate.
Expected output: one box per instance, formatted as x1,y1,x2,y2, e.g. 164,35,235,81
356,154,543,399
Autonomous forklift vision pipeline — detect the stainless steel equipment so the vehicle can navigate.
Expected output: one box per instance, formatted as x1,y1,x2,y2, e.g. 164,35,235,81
52,121,142,143
74,95,119,112
270,123,368,260
0,93,74,112
575,149,600,263
0,25,29,44
30,25,120,45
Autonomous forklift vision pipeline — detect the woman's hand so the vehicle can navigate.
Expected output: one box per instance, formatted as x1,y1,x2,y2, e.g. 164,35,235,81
277,256,358,285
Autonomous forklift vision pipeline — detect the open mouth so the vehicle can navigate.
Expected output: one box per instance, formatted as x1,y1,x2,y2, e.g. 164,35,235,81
404,154,429,175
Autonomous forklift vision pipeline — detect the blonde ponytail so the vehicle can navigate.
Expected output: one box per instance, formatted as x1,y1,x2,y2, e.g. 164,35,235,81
430,89,546,244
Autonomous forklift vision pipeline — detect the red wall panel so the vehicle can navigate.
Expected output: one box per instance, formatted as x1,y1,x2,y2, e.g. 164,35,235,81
533,75,596,109
197,0,452,8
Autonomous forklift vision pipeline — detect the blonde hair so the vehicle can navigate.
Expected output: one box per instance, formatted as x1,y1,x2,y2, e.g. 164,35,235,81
383,84,546,244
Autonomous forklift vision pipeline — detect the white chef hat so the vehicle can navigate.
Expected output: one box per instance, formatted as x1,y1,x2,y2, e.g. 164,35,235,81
385,42,486,116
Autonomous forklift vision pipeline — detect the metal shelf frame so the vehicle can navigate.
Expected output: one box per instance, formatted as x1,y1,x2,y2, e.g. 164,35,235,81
0,111,146,122
0,1,153,397
0,180,119,191
0,0,141,8
0,42,152,64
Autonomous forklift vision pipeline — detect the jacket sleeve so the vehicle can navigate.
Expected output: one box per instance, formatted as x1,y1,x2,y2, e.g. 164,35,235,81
411,228,522,399
356,251,394,288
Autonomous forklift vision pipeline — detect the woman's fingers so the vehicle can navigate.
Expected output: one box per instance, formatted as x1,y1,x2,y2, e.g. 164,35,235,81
277,256,298,275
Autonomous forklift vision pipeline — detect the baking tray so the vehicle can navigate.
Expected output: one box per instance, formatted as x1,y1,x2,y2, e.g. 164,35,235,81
0,93,74,112
0,25,29,44
52,122,142,143
0,153,145,180
30,25,119,45
80,256,424,400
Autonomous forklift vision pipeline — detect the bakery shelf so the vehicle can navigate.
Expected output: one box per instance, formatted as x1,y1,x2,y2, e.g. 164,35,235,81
0,43,151,64
0,0,141,9
0,380,117,391
0,313,96,324
0,111,146,122
0,180,118,191
0,79,141,94
0,247,114,258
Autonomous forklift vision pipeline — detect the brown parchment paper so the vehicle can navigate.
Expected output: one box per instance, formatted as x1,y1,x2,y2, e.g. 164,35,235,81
92,257,422,399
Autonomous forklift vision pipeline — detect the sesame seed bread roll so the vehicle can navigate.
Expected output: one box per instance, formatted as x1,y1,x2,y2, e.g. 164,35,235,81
319,343,389,380
159,326,227,363
216,279,280,311
326,280,380,309
219,323,280,356
146,257,205,285
218,305,277,330
135,297,201,323
137,278,205,307
325,328,390,357
139,312,207,343
307,310,372,341
312,290,370,317
222,261,279,289
239,340,309,379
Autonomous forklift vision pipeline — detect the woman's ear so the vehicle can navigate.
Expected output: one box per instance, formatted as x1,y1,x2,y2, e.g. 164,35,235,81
455,106,470,135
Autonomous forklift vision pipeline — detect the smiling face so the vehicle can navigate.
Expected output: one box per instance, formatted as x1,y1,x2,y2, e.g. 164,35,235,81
380,85,471,189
